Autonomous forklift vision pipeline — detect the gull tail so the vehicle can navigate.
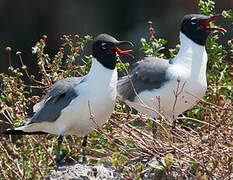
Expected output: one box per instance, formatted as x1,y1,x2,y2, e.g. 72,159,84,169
3,129,47,135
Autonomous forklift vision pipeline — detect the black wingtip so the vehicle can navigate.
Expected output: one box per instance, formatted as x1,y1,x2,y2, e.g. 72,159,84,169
3,129,47,135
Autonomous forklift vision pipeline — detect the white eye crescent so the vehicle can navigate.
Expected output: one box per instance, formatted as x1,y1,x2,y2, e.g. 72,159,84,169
191,17,197,25
101,43,107,50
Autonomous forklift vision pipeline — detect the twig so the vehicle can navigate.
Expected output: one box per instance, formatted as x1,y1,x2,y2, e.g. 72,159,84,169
177,117,215,128
117,57,146,105
117,57,165,119
28,138,45,178
0,143,23,178
172,78,186,118
31,136,55,164
16,52,31,80
87,100,112,142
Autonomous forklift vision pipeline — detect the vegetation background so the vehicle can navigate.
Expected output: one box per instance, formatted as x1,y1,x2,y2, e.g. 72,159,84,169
0,0,232,179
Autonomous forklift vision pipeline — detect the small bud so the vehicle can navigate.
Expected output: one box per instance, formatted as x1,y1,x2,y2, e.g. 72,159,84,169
75,34,79,40
16,51,21,55
67,64,71,69
229,72,233,77
22,65,27,70
59,47,64,52
53,77,59,82
30,75,35,81
32,46,38,54
3,77,8,81
177,76,181,82
218,95,225,107
90,114,95,119
43,35,47,40
141,38,146,43
8,66,14,72
201,135,208,143
71,47,75,53
149,27,154,32
40,39,44,43
5,46,12,52
148,20,152,25
150,35,155,42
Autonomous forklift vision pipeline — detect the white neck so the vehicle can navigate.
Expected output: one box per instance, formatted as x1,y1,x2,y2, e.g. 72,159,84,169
85,58,117,86
171,32,208,77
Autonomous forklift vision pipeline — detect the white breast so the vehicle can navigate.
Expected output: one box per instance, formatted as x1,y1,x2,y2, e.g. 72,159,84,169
57,58,117,136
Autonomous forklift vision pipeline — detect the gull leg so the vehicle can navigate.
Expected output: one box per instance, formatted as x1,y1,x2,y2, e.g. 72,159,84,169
56,135,64,166
152,119,157,143
82,135,88,164
171,119,176,144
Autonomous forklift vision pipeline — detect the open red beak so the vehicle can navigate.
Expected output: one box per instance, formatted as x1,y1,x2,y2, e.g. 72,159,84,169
110,41,134,58
200,14,227,32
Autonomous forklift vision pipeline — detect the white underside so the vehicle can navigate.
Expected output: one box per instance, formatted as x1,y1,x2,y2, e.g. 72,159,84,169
17,58,117,136
125,33,208,120
125,74,207,120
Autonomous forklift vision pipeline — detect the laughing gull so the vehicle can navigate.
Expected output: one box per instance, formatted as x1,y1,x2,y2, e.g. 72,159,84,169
117,14,226,140
4,33,133,165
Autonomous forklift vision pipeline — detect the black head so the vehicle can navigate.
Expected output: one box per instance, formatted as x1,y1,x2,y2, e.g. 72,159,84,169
92,34,133,69
181,14,226,46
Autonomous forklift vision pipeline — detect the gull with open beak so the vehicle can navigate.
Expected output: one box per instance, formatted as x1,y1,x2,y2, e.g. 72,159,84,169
117,14,226,142
4,33,133,165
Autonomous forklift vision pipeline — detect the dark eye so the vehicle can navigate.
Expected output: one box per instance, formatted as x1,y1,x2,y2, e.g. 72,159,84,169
101,43,108,50
191,17,197,25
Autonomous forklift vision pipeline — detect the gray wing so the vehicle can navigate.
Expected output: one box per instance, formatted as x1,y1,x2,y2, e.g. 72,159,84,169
117,57,172,101
27,77,83,125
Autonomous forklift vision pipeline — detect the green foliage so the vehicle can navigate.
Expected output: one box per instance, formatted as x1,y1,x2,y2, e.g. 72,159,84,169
140,37,167,58
223,9,233,21
161,153,174,172
199,0,215,15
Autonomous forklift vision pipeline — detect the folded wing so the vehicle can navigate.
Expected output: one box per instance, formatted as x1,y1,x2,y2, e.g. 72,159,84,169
117,57,172,101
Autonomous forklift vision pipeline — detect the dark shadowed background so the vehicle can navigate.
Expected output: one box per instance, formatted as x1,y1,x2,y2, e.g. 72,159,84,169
0,0,232,73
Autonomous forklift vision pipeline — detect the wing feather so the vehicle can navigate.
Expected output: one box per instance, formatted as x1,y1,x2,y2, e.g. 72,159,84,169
27,77,83,125
117,57,172,101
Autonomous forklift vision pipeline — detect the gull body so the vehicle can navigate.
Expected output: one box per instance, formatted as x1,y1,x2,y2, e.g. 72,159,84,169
117,14,226,139
121,32,208,120
4,33,133,164
19,59,117,136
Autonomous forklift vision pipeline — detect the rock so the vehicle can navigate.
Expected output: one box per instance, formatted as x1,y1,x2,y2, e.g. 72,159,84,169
45,163,123,180
46,158,173,180
143,157,168,180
